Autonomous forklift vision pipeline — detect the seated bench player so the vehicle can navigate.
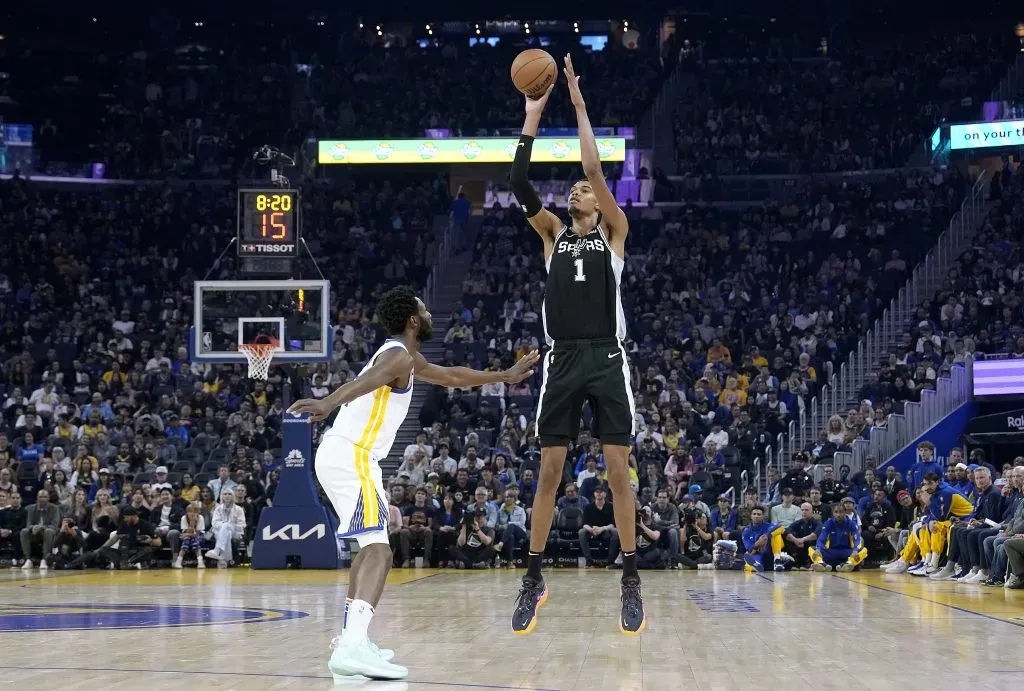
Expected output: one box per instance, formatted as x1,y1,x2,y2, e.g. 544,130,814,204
810,503,868,572
741,505,792,572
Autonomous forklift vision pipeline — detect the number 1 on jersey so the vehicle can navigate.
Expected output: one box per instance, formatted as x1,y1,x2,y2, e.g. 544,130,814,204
573,258,586,282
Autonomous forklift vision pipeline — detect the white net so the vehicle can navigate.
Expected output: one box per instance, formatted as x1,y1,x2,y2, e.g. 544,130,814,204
239,344,276,380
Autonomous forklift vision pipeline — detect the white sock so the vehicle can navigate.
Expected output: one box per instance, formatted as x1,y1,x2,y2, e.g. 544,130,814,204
340,599,374,646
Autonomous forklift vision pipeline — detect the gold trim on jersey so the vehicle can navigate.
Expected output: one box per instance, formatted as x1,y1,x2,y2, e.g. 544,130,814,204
355,386,391,527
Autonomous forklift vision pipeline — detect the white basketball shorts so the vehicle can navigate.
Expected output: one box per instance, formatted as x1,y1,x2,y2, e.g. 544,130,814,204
315,435,390,546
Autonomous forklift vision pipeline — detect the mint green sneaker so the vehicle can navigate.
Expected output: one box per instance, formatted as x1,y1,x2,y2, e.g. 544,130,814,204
329,639,408,680
332,636,394,662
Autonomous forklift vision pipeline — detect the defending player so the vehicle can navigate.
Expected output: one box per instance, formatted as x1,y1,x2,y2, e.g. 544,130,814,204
288,286,538,680
506,54,644,635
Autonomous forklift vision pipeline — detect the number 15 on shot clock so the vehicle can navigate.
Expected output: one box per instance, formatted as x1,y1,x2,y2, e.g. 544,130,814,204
237,188,302,257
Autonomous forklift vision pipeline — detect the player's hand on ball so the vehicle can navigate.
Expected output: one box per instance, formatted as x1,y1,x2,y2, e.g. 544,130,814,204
524,84,554,114
287,398,333,422
563,54,585,108
503,349,540,383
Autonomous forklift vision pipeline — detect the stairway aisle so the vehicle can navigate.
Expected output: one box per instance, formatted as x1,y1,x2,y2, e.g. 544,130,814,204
382,250,476,477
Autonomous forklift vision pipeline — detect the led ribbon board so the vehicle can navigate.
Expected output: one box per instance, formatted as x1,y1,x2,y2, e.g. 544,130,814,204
949,120,1024,150
318,137,627,164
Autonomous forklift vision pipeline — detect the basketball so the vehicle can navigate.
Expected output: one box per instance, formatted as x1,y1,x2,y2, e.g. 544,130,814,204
511,49,557,98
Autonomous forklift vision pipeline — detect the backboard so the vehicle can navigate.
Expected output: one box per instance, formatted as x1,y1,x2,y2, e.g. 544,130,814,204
190,279,332,363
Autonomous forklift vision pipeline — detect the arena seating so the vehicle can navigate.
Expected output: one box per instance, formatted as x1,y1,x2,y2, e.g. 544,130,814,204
398,164,1024,573
394,167,975,561
300,39,666,139
431,169,961,443
2,18,662,179
673,32,1020,174
1,18,304,180
3,8,1023,579
845,163,1024,432
784,164,1024,583
0,175,443,567
915,163,1024,360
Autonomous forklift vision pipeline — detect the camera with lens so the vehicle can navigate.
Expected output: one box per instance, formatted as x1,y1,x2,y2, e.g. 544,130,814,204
636,505,653,524
682,508,698,524
462,508,478,528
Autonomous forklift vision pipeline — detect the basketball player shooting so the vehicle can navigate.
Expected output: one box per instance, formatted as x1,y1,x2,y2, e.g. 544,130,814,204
287,286,538,680
507,55,644,636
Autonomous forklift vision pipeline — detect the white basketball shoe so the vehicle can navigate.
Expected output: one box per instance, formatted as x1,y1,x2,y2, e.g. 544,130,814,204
329,639,408,680
331,635,395,662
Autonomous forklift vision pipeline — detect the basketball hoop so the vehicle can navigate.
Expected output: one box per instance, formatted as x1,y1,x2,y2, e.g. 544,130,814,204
239,343,276,380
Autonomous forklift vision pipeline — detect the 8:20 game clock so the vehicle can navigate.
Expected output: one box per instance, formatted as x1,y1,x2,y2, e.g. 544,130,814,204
237,189,301,257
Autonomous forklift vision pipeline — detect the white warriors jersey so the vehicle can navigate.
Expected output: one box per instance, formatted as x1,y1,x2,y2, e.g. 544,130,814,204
323,340,414,459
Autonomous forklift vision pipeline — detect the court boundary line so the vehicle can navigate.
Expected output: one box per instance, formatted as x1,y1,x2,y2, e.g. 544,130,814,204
0,664,561,690
831,575,1024,630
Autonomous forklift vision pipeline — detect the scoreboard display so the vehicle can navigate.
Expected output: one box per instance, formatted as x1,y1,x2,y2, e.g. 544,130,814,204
237,189,301,258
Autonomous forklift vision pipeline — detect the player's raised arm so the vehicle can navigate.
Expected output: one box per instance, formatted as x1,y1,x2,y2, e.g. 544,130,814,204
288,348,413,421
510,85,563,254
412,349,539,389
564,54,628,255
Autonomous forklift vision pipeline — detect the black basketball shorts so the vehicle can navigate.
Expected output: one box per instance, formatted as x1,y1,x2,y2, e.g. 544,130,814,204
535,337,636,448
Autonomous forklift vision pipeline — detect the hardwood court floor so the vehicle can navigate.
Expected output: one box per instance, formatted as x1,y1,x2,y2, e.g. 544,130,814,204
1,566,1023,690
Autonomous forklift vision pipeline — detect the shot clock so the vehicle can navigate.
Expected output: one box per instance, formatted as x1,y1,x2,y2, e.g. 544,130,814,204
236,189,301,257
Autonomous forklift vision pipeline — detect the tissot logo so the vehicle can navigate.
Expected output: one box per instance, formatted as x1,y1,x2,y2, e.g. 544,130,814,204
1007,415,1024,431
253,244,296,253
261,524,327,541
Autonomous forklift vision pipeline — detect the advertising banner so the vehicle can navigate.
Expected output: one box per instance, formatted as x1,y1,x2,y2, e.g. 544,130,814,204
251,412,339,569
964,407,1024,439
949,120,1024,150
318,137,627,164
973,358,1024,397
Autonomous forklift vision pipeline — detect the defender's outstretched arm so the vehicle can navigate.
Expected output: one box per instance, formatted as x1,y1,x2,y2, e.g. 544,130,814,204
413,349,539,388
288,348,413,421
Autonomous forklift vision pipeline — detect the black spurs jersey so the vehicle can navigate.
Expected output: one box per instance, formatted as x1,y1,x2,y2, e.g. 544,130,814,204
542,224,626,344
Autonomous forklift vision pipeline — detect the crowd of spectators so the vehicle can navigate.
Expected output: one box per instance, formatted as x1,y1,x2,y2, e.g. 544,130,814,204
872,161,1024,369
819,159,1024,486
1,14,310,180
380,428,1024,577
838,160,1024,461
388,167,975,567
2,14,664,179
4,10,1023,577
0,172,447,569
299,38,666,140
673,32,1019,175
